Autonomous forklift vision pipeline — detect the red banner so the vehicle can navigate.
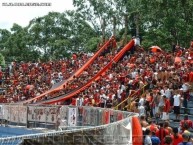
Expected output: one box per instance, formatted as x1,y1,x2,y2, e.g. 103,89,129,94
102,109,110,124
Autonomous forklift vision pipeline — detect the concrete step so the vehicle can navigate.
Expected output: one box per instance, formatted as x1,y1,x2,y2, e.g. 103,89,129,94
169,113,193,121
188,101,193,108
189,96,193,101
180,107,193,115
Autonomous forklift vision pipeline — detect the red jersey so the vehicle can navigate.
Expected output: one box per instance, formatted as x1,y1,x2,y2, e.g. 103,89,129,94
189,72,193,82
156,128,169,145
163,99,170,113
180,119,193,131
171,134,183,145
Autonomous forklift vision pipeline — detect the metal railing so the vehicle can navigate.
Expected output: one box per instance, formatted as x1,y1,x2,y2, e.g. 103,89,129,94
0,106,138,145
114,84,148,110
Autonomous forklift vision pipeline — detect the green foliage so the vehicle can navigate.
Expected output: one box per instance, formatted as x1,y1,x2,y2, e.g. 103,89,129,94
84,37,101,52
1,0,193,62
0,53,5,66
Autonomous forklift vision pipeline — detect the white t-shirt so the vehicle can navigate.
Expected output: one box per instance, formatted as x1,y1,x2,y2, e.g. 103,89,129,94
117,89,123,99
182,83,189,92
131,71,138,79
153,72,158,80
100,94,107,103
173,94,181,106
121,84,126,91
138,105,145,116
76,97,84,106
139,98,145,106
165,89,172,99
144,135,152,145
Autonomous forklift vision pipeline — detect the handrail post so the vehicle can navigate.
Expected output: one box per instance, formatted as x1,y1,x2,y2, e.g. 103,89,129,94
114,84,147,111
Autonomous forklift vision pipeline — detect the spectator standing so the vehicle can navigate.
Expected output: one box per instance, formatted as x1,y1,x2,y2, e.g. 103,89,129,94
173,90,181,121
144,129,152,145
151,131,160,145
164,135,173,145
162,96,170,121
171,127,183,145
178,132,193,145
156,122,169,145
180,114,193,133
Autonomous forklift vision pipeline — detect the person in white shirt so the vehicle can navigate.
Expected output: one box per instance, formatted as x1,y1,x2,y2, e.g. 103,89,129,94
139,97,145,106
165,87,172,99
138,103,145,117
117,86,123,103
181,82,190,113
144,129,152,145
181,82,190,93
173,89,182,121
76,96,84,106
100,93,107,108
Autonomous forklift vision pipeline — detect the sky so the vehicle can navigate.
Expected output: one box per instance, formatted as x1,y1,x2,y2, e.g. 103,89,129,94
0,0,75,30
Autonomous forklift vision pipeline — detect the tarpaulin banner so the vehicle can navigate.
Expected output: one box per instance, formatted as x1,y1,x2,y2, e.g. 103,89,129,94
117,112,124,121
45,106,59,123
18,105,27,124
82,107,91,126
28,106,46,122
59,106,68,126
98,109,103,125
68,107,77,127
8,105,18,123
3,104,27,124
110,109,118,123
0,105,3,119
90,107,98,126
102,109,110,124
3,105,9,120
123,112,130,119
77,106,83,126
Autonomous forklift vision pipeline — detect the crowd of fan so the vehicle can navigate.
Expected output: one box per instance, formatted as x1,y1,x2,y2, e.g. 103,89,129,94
0,52,93,102
0,39,116,103
70,39,193,145
0,38,193,144
141,114,193,145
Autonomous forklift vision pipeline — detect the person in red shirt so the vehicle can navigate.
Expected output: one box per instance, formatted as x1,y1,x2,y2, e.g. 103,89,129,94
162,95,170,121
171,127,183,145
146,120,158,132
180,114,193,132
156,122,169,145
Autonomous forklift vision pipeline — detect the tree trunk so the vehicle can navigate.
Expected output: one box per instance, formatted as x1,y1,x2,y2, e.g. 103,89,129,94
113,16,116,36
102,18,106,43
135,13,139,36
124,14,128,44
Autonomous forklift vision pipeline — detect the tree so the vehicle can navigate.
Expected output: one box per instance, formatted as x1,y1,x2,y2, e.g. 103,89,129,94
0,53,5,66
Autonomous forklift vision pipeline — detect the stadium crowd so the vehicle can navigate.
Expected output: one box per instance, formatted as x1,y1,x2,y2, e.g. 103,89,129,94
0,52,93,102
0,38,193,144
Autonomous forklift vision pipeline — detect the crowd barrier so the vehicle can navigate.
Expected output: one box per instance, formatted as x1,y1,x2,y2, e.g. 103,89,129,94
0,104,132,130
0,105,142,145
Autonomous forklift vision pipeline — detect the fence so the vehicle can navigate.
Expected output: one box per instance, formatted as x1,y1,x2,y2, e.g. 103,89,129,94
0,104,139,145
0,104,134,129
